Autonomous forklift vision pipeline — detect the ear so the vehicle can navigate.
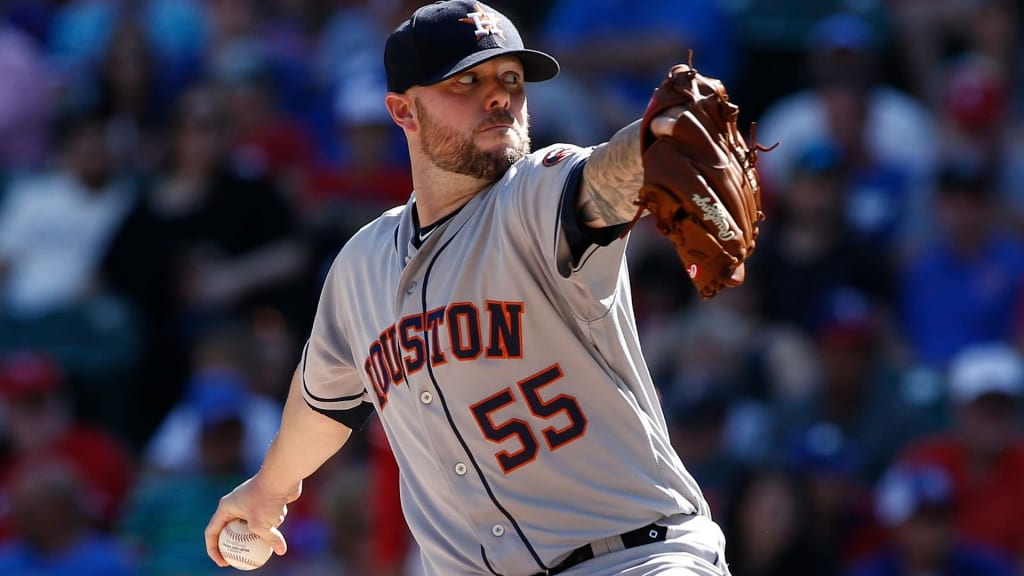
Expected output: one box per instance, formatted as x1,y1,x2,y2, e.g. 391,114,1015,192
385,93,417,132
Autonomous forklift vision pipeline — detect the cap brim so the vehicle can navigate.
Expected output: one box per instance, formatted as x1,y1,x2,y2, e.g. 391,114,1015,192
424,48,559,87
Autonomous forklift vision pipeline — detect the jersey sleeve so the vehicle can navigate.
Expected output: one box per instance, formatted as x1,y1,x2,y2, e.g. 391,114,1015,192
509,144,633,319
300,253,375,430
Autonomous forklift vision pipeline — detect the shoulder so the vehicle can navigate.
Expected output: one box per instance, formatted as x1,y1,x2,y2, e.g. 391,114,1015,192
494,144,591,199
523,144,591,171
489,145,591,214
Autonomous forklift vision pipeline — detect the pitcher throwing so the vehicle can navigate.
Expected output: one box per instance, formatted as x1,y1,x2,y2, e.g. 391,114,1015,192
205,1,768,574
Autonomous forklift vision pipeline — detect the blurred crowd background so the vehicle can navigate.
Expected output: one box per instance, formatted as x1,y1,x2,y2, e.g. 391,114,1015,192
0,0,1023,575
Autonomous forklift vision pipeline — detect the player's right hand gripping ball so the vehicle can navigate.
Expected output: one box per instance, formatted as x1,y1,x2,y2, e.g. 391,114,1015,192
218,519,273,571
635,53,774,298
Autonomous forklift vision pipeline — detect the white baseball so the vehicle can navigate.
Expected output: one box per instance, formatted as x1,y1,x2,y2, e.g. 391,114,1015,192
218,519,273,571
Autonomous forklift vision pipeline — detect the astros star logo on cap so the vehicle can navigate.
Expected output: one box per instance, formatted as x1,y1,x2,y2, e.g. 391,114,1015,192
459,3,504,40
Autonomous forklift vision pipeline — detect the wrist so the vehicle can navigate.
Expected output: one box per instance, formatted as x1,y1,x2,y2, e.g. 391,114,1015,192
252,468,303,503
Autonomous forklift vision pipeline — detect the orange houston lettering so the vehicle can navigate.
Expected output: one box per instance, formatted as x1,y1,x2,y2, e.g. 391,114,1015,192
485,300,524,358
367,301,526,405
448,302,482,360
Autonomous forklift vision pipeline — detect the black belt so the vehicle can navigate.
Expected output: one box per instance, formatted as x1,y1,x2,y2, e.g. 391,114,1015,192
531,522,669,576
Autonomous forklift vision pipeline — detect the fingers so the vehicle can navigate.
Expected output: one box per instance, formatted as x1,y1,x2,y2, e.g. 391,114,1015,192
248,506,290,556
266,525,289,556
205,509,290,564
204,507,233,567
205,482,293,567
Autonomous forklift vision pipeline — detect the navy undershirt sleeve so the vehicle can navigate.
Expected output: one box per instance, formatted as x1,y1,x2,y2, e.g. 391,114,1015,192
559,159,631,264
308,400,376,431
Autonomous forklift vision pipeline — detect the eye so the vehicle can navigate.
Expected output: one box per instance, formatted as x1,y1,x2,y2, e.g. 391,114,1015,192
502,72,521,85
456,73,476,85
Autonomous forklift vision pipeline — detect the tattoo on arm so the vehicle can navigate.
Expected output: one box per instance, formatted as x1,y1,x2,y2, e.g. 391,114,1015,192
577,120,645,228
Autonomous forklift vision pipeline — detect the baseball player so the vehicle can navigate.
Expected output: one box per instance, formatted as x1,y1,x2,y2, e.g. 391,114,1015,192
205,1,738,574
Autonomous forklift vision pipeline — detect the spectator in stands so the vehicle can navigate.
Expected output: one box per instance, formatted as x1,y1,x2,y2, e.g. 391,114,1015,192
142,321,282,476
102,84,312,429
664,377,745,523
898,159,1024,367
215,38,316,200
119,375,253,576
94,16,169,179
749,142,893,330
44,0,121,112
773,287,944,482
313,0,421,161
0,351,135,539
4,2,1024,575
889,0,1020,109
0,107,143,429
537,0,736,137
784,422,885,568
299,61,413,270
899,342,1024,563
723,467,835,576
145,84,310,332
931,53,1024,230
755,12,937,251
135,0,208,100
0,460,138,576
0,107,136,321
846,461,1015,576
277,464,375,576
0,19,52,176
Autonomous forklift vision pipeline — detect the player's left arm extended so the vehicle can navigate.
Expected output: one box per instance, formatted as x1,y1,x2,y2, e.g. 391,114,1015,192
575,104,730,229
575,119,646,229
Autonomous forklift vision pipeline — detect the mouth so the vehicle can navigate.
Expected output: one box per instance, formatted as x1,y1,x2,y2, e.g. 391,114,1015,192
479,124,514,133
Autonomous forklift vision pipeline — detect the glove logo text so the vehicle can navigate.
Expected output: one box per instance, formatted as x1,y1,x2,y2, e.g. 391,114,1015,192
691,194,736,241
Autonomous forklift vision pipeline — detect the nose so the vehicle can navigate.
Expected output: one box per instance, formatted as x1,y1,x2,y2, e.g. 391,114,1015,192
484,77,511,111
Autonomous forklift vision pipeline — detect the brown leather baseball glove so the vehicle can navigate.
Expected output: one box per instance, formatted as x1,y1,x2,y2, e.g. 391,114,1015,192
631,54,773,299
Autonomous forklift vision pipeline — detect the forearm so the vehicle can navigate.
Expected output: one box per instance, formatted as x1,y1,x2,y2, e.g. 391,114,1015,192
577,119,644,228
255,367,353,495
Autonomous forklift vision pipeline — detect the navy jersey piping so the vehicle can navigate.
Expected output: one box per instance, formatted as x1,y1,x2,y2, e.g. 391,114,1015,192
300,340,365,403
300,340,375,429
421,224,551,573
554,158,630,271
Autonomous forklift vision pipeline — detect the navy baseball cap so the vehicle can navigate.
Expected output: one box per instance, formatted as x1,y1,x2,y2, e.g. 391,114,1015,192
385,1,559,93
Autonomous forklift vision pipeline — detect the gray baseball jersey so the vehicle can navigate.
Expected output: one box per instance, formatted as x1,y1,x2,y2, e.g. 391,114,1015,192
301,143,710,576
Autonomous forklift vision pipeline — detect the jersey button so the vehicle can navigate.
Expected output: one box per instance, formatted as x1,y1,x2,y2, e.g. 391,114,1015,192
404,255,411,264
491,524,505,537
454,462,467,476
420,391,433,404
406,281,417,294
